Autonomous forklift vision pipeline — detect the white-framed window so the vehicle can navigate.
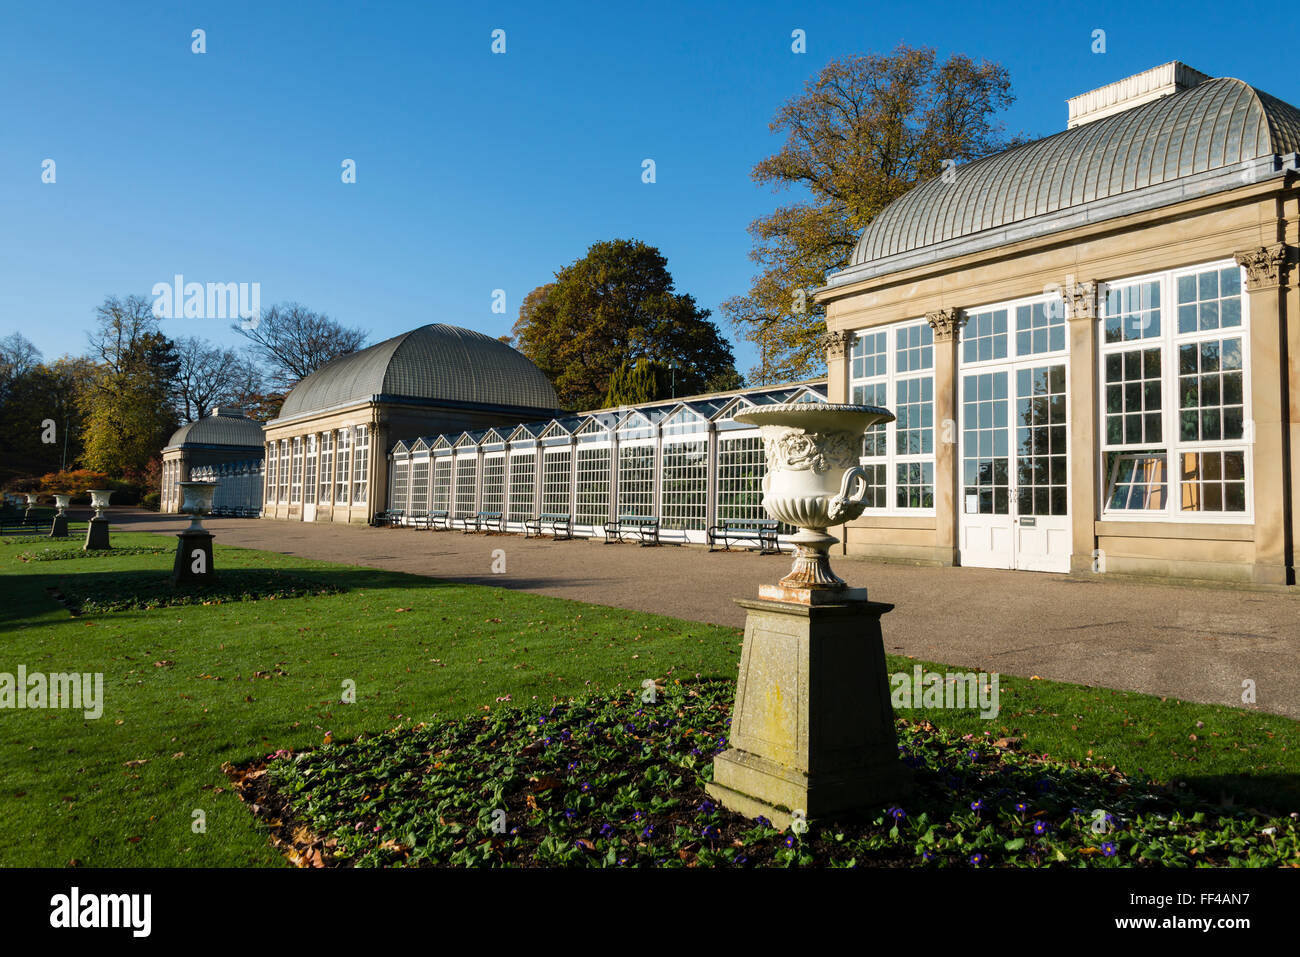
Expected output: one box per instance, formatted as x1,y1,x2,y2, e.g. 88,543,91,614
391,458,409,513
278,440,289,504
716,435,765,521
575,446,611,525
617,444,655,517
290,437,303,504
432,457,452,512
411,458,430,512
352,426,369,505
1099,260,1251,521
661,439,708,530
481,455,505,514
541,450,572,515
454,456,477,517
318,432,333,504
304,434,317,503
850,318,936,511
507,452,536,522
264,446,276,508
334,430,350,504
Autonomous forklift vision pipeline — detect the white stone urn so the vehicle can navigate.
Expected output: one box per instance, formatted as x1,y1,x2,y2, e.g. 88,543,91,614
24,493,40,506
178,481,218,532
87,489,113,519
734,402,894,593
54,494,71,514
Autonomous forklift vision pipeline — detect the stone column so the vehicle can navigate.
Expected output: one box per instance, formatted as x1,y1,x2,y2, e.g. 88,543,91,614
1236,244,1292,585
927,309,964,566
1065,280,1101,575
824,330,854,554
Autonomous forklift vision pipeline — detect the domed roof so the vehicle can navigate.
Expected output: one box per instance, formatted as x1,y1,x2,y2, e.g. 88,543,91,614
165,408,265,450
276,324,559,420
849,77,1300,268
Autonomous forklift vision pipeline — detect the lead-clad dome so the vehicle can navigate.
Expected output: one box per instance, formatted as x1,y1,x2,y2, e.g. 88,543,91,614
850,77,1300,267
165,408,264,449
277,324,559,419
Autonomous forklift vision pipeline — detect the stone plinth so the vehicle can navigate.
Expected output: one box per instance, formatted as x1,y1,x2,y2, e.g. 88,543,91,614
706,596,911,830
83,516,111,550
172,530,215,585
48,514,68,538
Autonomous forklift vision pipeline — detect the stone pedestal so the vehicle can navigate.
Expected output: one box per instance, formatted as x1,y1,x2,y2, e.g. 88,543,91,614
49,514,68,538
172,530,215,585
83,516,111,550
706,596,911,830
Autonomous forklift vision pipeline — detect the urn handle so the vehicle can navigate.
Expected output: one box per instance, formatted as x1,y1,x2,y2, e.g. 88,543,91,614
827,465,869,524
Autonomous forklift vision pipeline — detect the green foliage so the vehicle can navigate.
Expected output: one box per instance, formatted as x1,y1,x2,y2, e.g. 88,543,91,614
513,240,737,410
262,680,1300,868
603,357,674,406
724,45,1021,382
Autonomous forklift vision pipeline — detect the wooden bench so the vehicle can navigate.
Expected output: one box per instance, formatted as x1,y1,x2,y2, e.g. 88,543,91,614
374,509,403,527
463,511,504,534
707,519,781,554
407,510,430,529
426,509,450,530
604,515,660,546
525,513,572,540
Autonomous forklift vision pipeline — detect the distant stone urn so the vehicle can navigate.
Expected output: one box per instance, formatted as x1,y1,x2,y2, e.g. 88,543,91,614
734,402,894,592
87,489,113,518
178,481,218,532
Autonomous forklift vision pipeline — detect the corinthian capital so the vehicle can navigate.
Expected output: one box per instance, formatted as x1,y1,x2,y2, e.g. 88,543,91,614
925,308,964,342
1066,279,1097,320
822,329,854,361
1234,244,1289,290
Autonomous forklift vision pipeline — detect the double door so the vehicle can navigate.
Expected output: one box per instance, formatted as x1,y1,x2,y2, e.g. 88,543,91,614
958,360,1070,572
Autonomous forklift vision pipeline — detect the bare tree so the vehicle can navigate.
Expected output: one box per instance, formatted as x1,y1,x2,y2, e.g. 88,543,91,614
232,302,367,390
0,333,41,400
88,294,160,374
173,336,249,421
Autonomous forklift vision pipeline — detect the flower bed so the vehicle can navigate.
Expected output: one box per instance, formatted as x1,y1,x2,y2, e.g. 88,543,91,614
235,680,1300,868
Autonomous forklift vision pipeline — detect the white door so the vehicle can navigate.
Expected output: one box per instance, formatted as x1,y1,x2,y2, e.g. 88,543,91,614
959,361,1070,572
303,502,316,522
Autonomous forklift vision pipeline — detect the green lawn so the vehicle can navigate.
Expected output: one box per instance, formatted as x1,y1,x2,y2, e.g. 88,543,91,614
1,529,1296,867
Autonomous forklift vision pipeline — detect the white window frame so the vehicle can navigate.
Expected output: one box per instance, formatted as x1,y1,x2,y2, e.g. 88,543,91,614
849,317,937,516
1097,259,1253,524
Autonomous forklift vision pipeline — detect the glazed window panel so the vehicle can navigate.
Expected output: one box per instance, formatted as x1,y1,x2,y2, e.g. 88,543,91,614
481,456,505,514
541,451,572,516
1178,337,1245,442
962,371,1009,514
716,436,765,523
431,458,452,512
507,453,536,522
1015,299,1066,356
895,462,933,509
335,430,350,505
617,444,655,517
391,460,409,513
410,460,430,512
319,433,333,504
961,308,1008,363
304,435,317,501
894,377,933,456
1104,348,1162,446
895,322,934,372
661,440,708,530
851,331,887,380
1106,453,1167,510
454,457,477,517
289,438,302,504
1176,265,1241,333
1015,364,1068,516
574,447,611,525
1179,450,1246,513
279,440,289,503
351,426,369,505
1104,280,1160,343
852,380,888,456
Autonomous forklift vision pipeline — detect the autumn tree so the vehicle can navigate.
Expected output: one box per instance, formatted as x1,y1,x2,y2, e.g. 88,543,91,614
604,357,674,406
724,45,1020,381
513,240,737,410
233,302,367,391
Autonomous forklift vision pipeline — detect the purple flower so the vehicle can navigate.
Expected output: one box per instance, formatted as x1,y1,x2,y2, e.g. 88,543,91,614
563,808,577,820
1101,842,1118,857
699,800,716,813
888,807,906,821
970,799,984,812
783,835,797,848
755,816,772,828
641,825,655,838
1015,802,1028,814
1033,821,1050,836
599,823,615,838
701,825,721,841
969,853,985,866
580,782,591,793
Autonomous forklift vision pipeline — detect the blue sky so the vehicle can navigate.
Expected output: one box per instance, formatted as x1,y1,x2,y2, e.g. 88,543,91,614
1,0,1293,377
